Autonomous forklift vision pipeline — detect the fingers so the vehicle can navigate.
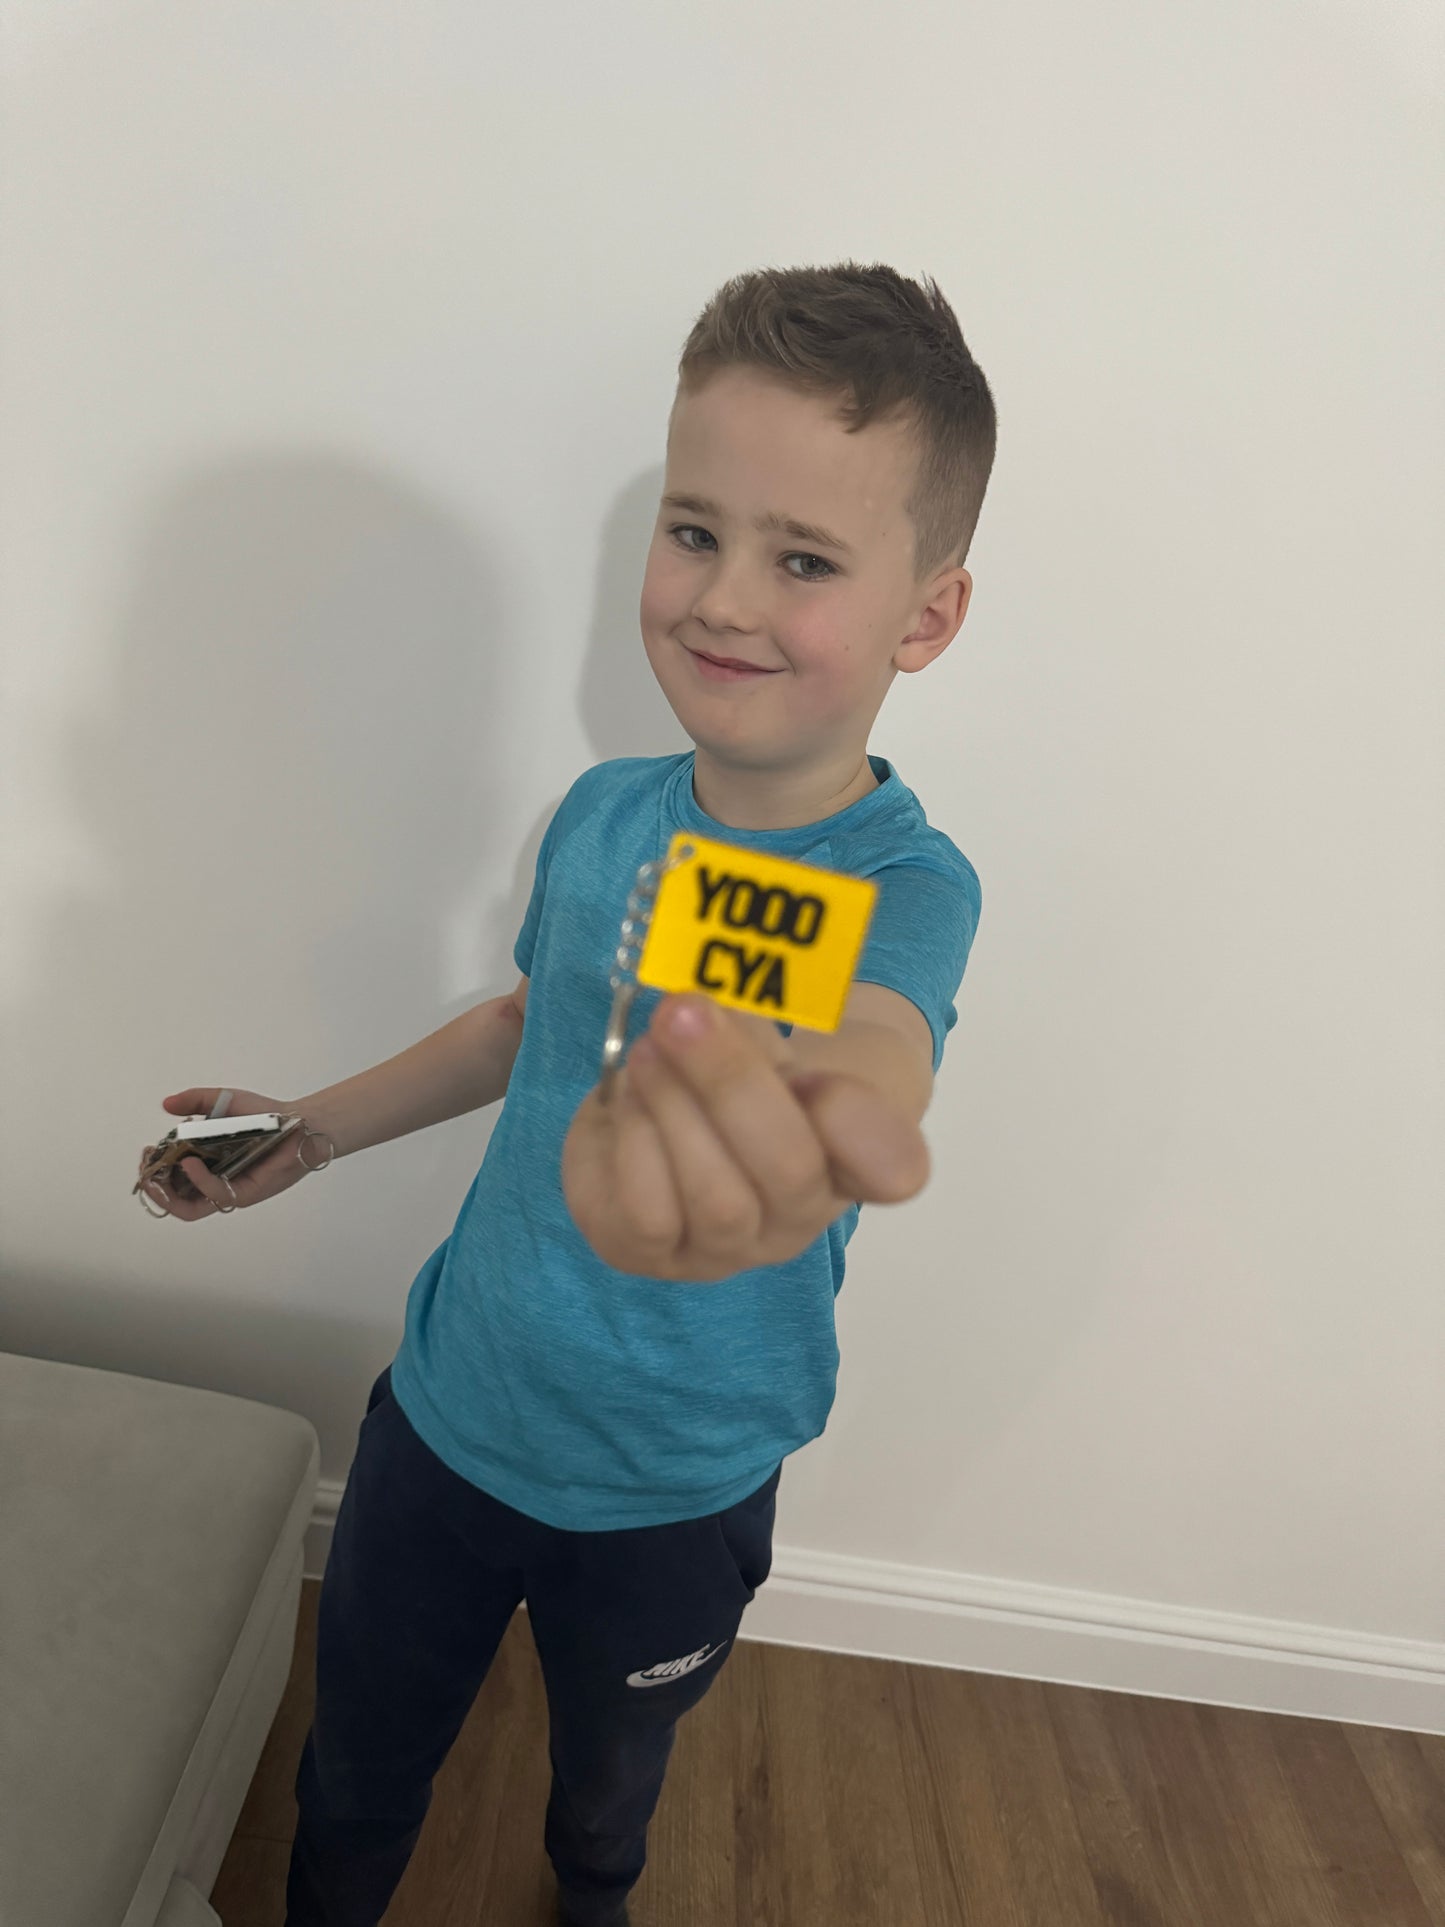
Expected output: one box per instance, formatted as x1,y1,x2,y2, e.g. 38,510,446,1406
561,1073,683,1274
139,1171,207,1220
611,1069,684,1260
643,997,841,1225
143,1156,234,1220
625,1040,765,1259
143,1093,224,1218
786,1072,930,1205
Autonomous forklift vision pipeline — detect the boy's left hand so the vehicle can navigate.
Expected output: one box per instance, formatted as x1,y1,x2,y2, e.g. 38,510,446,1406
562,992,929,1282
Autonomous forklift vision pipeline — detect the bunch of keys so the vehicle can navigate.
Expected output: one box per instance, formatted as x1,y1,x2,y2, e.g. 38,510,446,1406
133,1093,313,1215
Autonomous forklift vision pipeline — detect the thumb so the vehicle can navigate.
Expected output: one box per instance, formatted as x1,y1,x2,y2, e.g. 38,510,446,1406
162,1091,214,1112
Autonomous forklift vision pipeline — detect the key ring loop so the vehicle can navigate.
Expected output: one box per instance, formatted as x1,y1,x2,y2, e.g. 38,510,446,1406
296,1127,336,1173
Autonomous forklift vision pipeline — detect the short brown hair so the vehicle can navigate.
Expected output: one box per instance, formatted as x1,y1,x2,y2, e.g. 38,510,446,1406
673,261,997,585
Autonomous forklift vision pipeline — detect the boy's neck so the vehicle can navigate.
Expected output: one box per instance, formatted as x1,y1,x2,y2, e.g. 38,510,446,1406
689,745,880,831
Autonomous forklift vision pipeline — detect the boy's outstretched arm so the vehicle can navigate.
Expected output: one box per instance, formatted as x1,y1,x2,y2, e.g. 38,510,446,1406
561,987,934,1284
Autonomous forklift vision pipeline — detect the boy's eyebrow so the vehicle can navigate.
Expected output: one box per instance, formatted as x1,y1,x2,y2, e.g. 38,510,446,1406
661,492,857,560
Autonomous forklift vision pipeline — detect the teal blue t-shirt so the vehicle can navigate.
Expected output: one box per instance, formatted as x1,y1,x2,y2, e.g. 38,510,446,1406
389,750,981,1530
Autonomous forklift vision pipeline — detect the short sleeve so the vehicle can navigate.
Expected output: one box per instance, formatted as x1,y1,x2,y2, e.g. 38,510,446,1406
853,861,981,1074
512,762,613,977
513,802,568,978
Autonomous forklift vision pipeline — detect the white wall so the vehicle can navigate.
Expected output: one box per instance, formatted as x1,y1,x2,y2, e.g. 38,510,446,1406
3,2,1442,1726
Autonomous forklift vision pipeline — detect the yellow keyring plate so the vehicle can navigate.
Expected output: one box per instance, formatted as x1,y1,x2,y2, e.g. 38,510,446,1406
634,832,878,1033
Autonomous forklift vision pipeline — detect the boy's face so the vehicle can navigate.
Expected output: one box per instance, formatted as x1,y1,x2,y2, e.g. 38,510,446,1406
640,366,971,773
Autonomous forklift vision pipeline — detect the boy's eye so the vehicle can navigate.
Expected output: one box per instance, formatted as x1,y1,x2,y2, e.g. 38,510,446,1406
666,524,837,582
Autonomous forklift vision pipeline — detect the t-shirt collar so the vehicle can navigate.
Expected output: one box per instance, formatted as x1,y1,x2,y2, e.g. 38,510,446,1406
663,751,901,854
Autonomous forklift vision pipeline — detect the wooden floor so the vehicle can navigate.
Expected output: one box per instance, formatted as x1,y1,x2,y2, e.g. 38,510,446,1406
215,1578,1445,1926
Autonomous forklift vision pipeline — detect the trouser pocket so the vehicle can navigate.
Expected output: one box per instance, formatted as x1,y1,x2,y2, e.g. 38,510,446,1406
710,1463,782,1605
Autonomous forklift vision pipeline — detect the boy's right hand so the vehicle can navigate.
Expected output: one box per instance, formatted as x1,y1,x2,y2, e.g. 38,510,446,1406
139,1088,323,1221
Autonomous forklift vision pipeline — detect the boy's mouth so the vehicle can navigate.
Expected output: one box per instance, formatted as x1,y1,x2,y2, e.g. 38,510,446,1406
685,645,780,681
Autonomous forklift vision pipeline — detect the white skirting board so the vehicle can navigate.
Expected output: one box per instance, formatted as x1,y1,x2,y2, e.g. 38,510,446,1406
303,1483,1444,1736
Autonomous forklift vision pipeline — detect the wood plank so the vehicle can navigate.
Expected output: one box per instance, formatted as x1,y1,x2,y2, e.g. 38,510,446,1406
649,1637,769,1924
1344,1726,1445,1923
917,1666,1108,1927
1046,1682,1192,1926
1128,1692,1296,1926
1195,1703,1358,1927
756,1641,932,1923
1269,1713,1438,1927
889,1663,1001,1927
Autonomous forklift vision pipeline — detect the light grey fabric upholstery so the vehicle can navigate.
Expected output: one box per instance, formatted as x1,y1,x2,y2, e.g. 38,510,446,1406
0,1352,319,1927
153,1875,222,1927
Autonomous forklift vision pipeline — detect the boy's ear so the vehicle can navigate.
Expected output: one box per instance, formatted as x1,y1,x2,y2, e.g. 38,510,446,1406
897,568,972,672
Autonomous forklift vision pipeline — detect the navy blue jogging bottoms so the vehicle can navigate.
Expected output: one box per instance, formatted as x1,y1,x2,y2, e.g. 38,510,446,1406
284,1363,781,1926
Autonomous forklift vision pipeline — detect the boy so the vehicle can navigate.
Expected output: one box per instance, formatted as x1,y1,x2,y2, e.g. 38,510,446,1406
145,260,994,1925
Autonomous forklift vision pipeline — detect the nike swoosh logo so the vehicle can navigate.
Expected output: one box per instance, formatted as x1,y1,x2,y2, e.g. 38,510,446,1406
625,1641,728,1688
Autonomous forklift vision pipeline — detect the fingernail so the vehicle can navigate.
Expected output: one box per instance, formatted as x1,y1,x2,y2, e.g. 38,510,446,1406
664,999,711,1040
